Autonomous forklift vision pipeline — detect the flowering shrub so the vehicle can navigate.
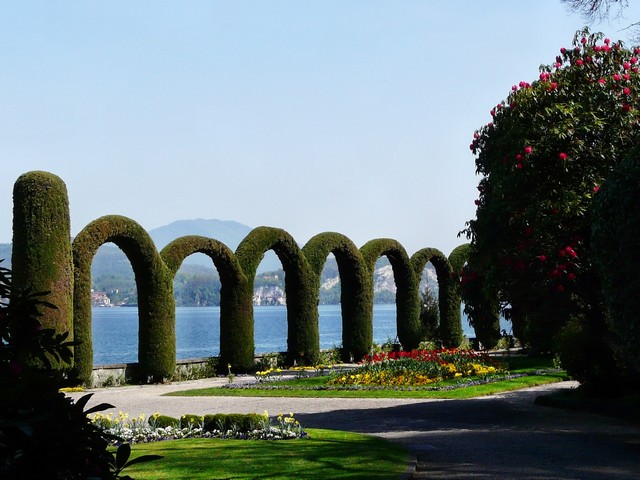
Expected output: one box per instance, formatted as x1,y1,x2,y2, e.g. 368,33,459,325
327,348,504,387
91,410,307,444
461,28,640,390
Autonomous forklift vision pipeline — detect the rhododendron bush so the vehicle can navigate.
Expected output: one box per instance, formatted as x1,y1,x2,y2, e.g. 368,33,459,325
462,29,640,392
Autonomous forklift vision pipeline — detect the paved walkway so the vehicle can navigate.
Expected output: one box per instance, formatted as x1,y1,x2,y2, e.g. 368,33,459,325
68,378,640,479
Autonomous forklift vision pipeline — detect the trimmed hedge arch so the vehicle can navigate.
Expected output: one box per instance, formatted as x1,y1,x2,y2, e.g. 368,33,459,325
11,171,74,365
160,235,247,370
302,232,372,361
72,215,175,384
445,243,470,348
411,247,456,345
235,226,319,366
360,239,421,351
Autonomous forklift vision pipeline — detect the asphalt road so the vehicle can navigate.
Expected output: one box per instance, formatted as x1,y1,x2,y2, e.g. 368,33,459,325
69,379,640,479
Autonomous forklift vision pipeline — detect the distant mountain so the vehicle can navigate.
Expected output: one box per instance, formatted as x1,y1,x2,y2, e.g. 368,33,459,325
0,220,439,307
148,218,280,272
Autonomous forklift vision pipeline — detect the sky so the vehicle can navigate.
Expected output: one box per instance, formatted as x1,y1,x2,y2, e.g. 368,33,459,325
2,1,640,256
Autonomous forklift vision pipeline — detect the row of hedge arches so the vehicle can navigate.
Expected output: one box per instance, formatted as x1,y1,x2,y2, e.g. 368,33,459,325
12,171,470,385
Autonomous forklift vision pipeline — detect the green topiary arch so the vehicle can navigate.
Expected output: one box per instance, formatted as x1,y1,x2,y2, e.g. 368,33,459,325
360,239,421,350
72,215,175,384
411,247,457,345
302,232,372,361
444,243,470,348
160,235,246,370
235,226,319,366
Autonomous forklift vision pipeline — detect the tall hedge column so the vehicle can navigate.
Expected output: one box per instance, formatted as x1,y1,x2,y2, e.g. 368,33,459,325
11,171,74,367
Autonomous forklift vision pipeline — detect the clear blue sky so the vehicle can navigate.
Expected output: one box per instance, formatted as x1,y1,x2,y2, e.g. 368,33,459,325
2,1,639,255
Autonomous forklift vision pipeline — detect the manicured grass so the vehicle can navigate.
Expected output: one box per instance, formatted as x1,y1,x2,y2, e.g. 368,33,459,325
122,429,409,479
165,356,568,399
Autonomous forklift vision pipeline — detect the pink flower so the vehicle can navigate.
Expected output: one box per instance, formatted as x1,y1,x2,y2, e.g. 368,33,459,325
623,87,631,95
559,152,568,160
516,163,523,169
624,62,631,70
576,59,584,66
632,57,638,64
581,37,587,44
598,78,606,85
613,73,621,81
536,255,547,262
593,185,600,193
604,38,611,45
565,246,577,258
560,47,567,54
516,154,523,161
524,146,533,155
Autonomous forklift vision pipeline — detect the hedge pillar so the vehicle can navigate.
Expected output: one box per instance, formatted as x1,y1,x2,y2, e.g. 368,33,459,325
11,171,74,367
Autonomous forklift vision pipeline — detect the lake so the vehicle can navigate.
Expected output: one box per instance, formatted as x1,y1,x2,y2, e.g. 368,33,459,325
91,304,508,365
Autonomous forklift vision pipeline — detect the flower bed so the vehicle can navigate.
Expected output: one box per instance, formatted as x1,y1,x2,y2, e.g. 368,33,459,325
91,411,307,445
328,348,506,387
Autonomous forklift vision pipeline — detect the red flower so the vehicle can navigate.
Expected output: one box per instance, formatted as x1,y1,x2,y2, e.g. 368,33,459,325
581,37,587,44
559,152,568,160
565,246,577,258
524,146,533,154
536,255,547,262
623,87,631,95
576,59,584,66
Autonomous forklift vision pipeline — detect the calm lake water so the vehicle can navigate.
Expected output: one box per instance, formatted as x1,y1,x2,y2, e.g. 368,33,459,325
92,304,508,365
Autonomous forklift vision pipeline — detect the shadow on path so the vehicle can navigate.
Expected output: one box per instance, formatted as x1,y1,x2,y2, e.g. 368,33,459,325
296,384,640,479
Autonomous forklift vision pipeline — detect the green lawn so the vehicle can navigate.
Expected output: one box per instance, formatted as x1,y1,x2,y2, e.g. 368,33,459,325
123,429,409,480
165,356,569,400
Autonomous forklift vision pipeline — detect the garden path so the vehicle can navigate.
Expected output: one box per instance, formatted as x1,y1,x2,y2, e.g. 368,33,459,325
68,379,640,479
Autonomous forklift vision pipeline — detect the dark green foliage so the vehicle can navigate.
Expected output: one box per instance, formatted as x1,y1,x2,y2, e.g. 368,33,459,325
236,227,319,366
11,171,74,366
179,414,204,428
0,264,122,479
150,415,180,429
419,285,440,341
411,248,461,346
161,235,247,369
361,239,421,351
202,413,264,432
72,215,176,384
303,233,372,361
460,250,501,349
592,153,640,379
443,244,469,347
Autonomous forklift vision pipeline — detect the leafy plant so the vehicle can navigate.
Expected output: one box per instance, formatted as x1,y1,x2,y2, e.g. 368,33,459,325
0,262,161,478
